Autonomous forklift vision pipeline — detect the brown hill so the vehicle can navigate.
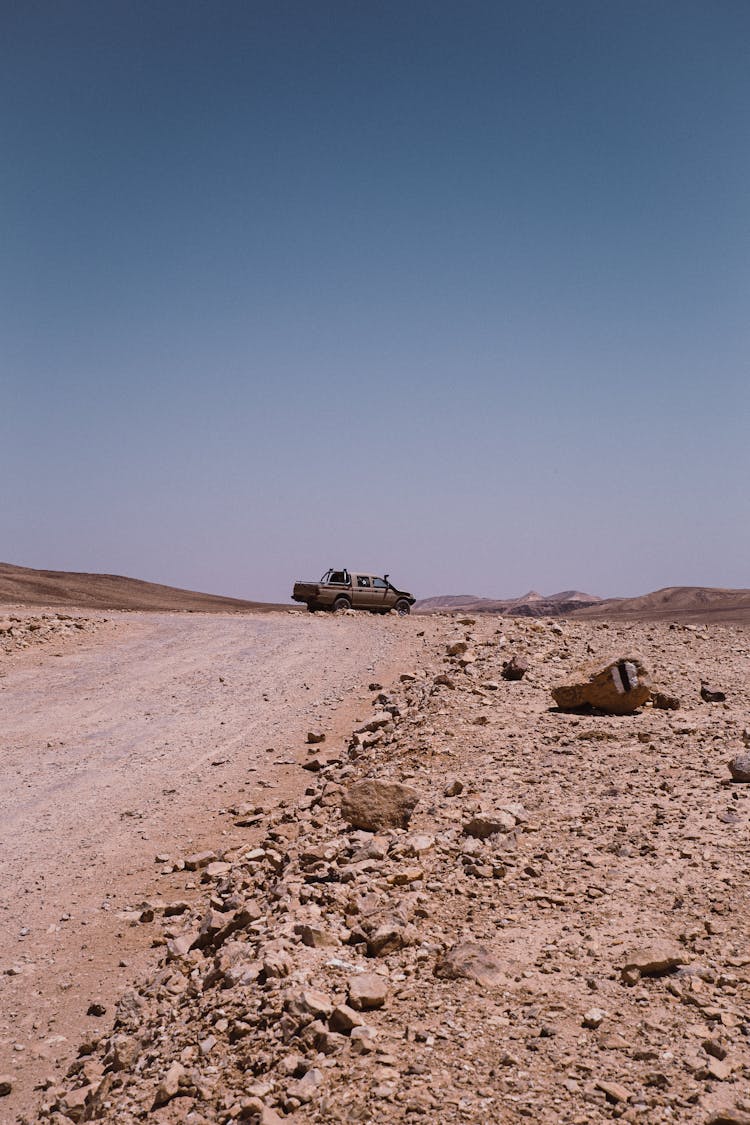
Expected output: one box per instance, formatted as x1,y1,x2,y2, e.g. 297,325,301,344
416,589,601,617
572,585,750,624
0,562,281,613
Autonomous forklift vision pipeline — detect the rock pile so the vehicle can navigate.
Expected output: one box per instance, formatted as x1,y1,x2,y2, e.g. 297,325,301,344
0,613,103,656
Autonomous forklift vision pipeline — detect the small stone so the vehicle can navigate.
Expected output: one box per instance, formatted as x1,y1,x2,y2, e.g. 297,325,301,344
152,1061,186,1108
501,655,529,681
341,780,420,831
582,1008,606,1029
329,1004,365,1033
706,1110,750,1125
295,924,338,949
350,1024,378,1052
297,989,334,1020
595,1080,631,1104
183,850,217,871
701,682,726,703
651,689,681,710
307,731,326,744
59,1085,93,1121
703,1038,728,1061
403,834,435,856
621,941,686,983
728,755,750,782
462,811,516,839
707,1057,733,1081
86,1002,106,1017
347,972,389,1011
434,674,455,689
444,779,463,796
286,1067,322,1103
434,942,504,988
0,1075,12,1096
108,1035,140,1071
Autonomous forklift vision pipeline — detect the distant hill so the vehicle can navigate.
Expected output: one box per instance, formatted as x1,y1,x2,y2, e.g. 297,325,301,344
415,589,602,617
0,562,281,613
572,586,750,624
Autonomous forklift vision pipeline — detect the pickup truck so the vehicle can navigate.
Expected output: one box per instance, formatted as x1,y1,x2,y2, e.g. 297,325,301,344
292,569,415,615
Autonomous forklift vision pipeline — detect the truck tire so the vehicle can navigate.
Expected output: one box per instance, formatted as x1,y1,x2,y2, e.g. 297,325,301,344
307,603,318,613
395,599,411,616
333,596,351,613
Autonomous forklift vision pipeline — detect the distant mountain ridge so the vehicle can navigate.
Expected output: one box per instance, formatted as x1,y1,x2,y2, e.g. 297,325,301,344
415,589,602,617
572,586,750,623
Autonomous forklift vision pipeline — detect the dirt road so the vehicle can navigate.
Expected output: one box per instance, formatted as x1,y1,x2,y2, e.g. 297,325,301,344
0,609,420,1118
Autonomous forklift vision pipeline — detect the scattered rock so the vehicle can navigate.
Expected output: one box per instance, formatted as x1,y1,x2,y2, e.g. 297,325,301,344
595,1079,631,1104
183,850,217,871
0,1075,12,1096
329,1004,365,1033
728,754,750,782
462,810,516,838
651,688,681,710
701,682,726,703
152,1061,187,1108
307,730,326,744
340,779,420,831
434,942,504,987
501,655,529,681
347,973,389,1011
621,941,686,984
706,1109,750,1125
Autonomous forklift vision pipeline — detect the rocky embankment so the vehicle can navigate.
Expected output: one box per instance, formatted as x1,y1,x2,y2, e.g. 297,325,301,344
0,613,105,657
29,616,750,1124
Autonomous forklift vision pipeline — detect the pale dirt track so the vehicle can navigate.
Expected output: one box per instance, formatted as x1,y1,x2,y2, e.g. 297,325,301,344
0,609,421,1119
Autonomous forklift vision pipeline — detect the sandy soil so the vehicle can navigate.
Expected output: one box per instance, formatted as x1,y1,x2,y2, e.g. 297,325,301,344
0,609,421,1120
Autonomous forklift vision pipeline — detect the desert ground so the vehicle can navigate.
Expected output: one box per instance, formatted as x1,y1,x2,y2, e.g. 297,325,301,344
1,606,750,1124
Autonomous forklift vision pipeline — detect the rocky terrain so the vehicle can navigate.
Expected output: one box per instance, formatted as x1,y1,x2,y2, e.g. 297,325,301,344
12,612,750,1124
0,612,107,657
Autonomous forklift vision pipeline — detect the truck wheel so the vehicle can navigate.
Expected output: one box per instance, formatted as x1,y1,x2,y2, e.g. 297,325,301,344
307,603,317,613
333,596,351,613
395,600,411,616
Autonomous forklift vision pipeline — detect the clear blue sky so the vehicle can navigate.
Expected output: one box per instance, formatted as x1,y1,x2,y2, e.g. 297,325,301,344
2,1,748,602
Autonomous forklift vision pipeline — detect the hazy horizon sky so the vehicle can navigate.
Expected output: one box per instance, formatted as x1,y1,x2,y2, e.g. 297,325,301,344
3,2,749,602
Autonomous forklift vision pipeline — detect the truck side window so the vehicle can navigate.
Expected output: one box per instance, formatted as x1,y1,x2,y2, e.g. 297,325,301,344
372,578,387,589
357,576,370,588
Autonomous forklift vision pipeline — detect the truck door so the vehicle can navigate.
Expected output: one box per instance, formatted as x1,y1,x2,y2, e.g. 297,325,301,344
354,574,377,610
371,576,390,611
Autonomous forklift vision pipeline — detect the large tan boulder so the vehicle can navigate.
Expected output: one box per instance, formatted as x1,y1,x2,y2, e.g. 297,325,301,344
551,655,651,714
340,779,419,831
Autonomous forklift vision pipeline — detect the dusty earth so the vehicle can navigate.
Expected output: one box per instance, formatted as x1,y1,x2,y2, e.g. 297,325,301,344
2,610,750,1124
